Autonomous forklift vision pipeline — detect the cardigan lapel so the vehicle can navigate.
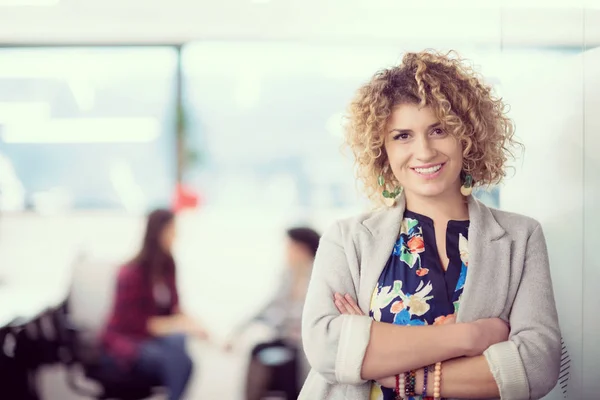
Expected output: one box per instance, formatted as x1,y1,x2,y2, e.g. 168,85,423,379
456,196,512,323
358,194,406,310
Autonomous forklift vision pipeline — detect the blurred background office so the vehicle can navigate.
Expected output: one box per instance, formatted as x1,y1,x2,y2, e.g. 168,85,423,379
0,0,598,399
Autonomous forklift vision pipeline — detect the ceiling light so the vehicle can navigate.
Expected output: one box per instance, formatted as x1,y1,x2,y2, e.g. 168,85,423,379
1,118,160,144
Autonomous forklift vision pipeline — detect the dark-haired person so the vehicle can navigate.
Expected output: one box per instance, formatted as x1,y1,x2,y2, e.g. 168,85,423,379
100,209,207,400
225,227,321,400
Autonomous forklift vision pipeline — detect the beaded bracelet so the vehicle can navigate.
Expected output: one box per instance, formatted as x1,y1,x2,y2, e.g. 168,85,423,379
405,370,416,398
423,364,430,398
395,373,405,399
433,362,442,400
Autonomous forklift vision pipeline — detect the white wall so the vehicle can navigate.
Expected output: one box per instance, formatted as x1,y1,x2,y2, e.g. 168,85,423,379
0,1,598,47
582,45,600,400
498,47,600,399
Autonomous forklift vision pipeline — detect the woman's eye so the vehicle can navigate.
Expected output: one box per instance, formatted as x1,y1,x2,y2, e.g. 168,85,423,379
393,133,410,140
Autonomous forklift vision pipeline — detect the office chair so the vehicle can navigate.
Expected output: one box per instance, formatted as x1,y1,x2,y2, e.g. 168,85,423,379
52,300,163,400
1,325,41,400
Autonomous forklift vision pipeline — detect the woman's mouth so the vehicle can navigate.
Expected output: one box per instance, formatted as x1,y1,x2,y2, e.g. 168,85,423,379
412,163,445,179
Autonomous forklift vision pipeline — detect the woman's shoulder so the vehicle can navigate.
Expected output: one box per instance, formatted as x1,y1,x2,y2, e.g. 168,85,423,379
116,262,143,283
322,206,395,241
486,206,543,237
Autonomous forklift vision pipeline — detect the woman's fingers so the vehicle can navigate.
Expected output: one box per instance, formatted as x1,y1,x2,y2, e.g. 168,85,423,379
334,298,349,314
344,294,365,316
333,293,364,316
334,292,353,314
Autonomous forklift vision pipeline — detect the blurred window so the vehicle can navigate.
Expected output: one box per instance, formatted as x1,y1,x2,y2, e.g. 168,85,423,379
0,47,178,213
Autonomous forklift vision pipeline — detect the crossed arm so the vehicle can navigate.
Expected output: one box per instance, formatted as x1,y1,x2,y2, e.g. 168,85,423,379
334,293,504,399
302,223,561,400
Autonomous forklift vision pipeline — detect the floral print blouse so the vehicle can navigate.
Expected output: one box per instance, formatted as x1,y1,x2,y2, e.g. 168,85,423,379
369,210,470,400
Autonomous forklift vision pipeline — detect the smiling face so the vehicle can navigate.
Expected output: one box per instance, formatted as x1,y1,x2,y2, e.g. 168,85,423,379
384,103,464,202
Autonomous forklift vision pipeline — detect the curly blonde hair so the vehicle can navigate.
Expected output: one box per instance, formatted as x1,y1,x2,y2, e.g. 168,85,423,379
344,49,520,206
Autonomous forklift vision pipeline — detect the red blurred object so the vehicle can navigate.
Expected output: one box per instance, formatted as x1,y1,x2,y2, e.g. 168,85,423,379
173,183,201,212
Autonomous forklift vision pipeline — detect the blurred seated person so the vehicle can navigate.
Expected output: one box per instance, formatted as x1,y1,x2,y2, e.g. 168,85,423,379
99,209,207,400
225,227,321,400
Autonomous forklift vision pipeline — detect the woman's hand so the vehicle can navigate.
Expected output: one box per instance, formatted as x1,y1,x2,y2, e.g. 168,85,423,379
333,292,365,316
179,315,210,340
149,314,209,340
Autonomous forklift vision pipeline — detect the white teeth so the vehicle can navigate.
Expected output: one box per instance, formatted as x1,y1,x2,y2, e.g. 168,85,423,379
414,164,442,174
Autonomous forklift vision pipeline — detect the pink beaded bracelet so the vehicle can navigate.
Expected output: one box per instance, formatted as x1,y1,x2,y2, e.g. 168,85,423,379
433,362,442,400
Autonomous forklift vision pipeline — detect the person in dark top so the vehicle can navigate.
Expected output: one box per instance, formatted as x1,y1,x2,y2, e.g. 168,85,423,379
100,209,207,400
225,227,321,400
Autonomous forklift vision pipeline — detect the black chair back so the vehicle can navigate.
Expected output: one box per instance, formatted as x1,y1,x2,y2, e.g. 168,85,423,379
52,298,158,400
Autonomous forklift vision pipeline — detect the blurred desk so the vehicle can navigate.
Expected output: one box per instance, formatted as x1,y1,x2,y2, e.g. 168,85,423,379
0,249,75,400
0,239,76,328
0,283,70,328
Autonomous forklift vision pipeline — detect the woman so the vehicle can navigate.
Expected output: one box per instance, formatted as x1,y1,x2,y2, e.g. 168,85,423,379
300,51,561,400
100,209,207,400
226,227,320,400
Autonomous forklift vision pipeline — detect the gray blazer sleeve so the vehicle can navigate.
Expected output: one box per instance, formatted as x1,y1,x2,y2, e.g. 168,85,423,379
484,224,561,400
301,222,373,384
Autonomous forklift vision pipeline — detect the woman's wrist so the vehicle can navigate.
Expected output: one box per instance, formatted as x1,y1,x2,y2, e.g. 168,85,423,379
414,364,439,398
414,367,427,396
433,322,476,358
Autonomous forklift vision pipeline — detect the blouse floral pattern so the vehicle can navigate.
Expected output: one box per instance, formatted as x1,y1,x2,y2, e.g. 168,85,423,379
369,210,470,400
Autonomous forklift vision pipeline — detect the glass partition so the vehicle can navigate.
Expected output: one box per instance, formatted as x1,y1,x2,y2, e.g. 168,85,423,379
0,47,178,213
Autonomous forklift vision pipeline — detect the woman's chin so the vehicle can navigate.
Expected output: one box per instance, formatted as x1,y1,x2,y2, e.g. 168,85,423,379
406,185,456,200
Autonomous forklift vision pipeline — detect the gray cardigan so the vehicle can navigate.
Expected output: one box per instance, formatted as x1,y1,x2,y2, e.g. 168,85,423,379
300,194,561,400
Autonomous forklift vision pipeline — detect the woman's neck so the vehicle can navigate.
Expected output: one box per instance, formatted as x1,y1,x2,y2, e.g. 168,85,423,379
405,191,469,222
